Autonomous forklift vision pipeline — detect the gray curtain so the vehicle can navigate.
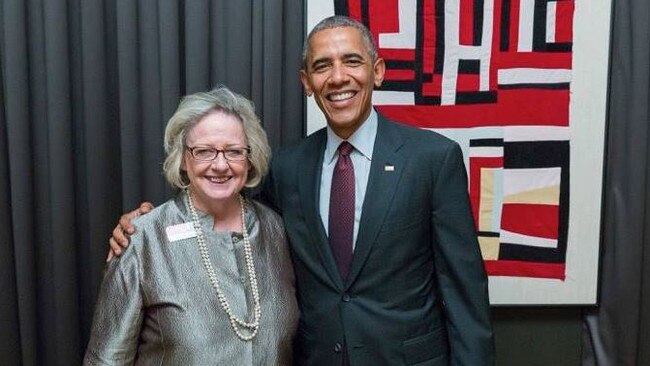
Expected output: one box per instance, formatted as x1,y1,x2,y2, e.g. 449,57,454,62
582,0,650,365
0,0,304,364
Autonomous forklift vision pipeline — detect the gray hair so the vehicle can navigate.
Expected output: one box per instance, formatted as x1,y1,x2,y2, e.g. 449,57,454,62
302,15,378,68
162,86,271,189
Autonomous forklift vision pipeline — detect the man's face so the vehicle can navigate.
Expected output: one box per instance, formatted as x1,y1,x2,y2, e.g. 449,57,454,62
300,26,385,139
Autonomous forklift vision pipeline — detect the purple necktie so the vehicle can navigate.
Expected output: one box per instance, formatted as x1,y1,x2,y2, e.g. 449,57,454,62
329,141,355,280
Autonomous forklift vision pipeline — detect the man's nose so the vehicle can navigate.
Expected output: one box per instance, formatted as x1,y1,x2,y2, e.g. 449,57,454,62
329,63,348,84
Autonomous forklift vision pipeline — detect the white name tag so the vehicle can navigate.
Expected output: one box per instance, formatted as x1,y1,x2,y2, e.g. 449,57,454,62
166,222,197,242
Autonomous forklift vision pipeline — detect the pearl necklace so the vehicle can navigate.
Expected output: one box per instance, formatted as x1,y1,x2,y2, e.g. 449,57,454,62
186,190,261,341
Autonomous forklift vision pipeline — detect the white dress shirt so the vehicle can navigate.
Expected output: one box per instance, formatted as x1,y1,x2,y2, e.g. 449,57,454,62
319,109,378,249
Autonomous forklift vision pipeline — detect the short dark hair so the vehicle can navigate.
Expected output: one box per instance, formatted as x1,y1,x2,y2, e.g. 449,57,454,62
302,15,378,68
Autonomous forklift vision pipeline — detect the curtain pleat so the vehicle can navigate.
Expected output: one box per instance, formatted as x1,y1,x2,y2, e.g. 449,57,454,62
0,23,22,365
4,0,39,364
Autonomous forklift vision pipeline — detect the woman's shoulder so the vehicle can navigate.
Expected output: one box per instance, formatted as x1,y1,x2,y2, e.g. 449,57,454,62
131,196,185,230
249,199,282,225
248,198,286,243
125,196,189,253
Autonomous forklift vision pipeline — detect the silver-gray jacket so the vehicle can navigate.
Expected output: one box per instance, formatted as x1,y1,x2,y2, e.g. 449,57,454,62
84,192,298,365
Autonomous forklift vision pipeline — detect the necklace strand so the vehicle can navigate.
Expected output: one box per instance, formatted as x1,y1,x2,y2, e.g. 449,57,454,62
186,190,261,341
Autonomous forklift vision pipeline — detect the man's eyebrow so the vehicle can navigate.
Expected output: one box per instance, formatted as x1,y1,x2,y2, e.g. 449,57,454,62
310,57,331,68
310,53,366,68
342,52,365,60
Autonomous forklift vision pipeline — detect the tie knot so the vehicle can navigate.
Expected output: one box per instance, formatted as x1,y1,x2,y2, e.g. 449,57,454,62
338,141,354,156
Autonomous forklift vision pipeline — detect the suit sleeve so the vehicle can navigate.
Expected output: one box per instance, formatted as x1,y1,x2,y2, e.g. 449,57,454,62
259,156,281,215
83,242,144,365
430,142,495,366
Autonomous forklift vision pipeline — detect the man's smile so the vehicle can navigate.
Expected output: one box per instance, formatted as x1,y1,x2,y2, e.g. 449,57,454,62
327,91,356,102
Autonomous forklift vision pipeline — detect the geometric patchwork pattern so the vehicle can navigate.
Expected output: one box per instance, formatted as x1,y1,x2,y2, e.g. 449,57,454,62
334,0,575,280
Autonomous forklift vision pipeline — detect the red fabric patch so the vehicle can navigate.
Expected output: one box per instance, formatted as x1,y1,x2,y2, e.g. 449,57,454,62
460,0,475,46
555,1,575,45
377,89,570,128
384,69,415,81
485,260,566,280
502,203,559,239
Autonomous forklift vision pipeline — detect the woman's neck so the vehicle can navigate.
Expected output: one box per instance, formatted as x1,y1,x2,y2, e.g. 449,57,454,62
189,190,242,232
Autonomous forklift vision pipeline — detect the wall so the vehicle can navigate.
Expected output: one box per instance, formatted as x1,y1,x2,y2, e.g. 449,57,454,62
493,308,583,366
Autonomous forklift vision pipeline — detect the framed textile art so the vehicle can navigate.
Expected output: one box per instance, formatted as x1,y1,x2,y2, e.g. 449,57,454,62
305,0,611,305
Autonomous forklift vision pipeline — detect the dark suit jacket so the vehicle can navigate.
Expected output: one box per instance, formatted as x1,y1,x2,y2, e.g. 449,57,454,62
263,113,494,366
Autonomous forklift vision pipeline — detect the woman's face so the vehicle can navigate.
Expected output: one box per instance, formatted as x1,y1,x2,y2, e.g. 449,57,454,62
183,110,249,212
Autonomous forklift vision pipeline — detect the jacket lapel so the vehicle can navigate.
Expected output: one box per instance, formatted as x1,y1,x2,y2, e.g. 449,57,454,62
346,116,406,287
298,130,346,290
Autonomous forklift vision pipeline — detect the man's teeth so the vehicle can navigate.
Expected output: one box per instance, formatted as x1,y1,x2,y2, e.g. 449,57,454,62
329,92,354,101
208,176,230,183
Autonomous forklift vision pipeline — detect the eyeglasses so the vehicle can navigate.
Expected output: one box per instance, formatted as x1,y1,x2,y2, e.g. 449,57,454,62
186,146,251,162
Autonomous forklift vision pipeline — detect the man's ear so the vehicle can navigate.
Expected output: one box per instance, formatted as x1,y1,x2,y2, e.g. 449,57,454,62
300,69,313,96
373,57,386,88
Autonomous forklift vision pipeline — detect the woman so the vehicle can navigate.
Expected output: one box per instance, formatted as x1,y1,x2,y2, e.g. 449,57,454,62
84,86,298,365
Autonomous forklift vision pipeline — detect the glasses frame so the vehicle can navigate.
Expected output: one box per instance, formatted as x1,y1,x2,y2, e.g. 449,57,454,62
185,145,251,162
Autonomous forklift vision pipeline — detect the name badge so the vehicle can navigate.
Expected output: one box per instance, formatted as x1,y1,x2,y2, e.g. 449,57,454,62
166,222,197,242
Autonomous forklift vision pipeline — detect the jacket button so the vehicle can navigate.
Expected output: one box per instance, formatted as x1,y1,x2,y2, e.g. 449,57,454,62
334,343,342,353
342,294,351,302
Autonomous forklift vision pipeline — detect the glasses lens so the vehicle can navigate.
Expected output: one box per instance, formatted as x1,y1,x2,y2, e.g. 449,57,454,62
192,147,216,161
224,148,247,161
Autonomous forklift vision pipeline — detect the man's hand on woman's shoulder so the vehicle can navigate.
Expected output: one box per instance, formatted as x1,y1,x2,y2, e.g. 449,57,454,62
107,202,154,261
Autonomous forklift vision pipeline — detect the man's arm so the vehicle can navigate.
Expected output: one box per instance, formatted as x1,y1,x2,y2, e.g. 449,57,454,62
107,202,154,260
430,142,495,365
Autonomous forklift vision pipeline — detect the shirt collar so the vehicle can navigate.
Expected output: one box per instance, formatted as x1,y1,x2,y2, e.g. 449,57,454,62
324,109,378,165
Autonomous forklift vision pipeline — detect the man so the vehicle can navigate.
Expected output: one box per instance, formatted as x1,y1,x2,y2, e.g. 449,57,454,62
112,15,493,365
